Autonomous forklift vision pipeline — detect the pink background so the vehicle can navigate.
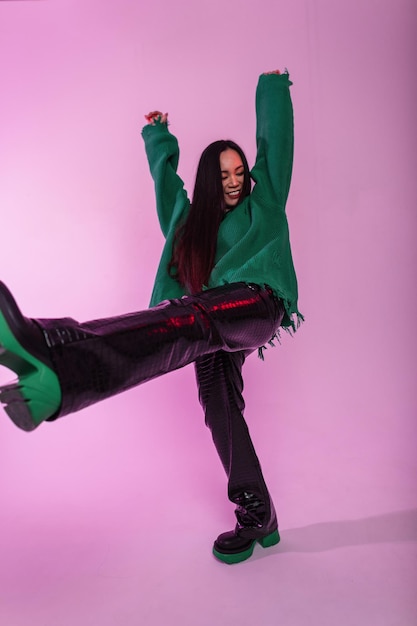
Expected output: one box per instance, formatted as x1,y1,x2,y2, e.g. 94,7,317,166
0,1,416,624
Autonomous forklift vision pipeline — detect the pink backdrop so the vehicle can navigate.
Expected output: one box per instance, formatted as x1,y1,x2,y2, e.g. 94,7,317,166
0,1,416,625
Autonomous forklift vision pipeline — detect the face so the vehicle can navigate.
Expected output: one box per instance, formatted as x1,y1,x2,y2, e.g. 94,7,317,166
220,149,245,209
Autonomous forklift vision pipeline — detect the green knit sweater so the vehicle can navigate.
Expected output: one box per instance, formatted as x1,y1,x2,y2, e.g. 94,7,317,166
142,71,302,332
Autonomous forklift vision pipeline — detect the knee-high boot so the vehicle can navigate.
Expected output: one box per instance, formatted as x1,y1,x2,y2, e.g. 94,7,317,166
0,282,283,431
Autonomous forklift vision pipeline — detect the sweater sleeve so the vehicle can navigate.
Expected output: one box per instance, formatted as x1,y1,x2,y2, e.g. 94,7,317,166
250,72,294,211
141,121,190,238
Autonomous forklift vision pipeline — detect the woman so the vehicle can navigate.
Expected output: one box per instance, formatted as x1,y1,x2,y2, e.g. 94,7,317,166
0,69,302,564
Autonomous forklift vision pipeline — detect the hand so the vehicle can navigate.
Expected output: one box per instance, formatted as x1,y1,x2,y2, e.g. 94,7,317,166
263,69,281,75
145,111,168,125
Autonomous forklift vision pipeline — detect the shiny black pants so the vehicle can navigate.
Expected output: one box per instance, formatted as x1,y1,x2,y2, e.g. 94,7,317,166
40,283,284,504
195,349,272,505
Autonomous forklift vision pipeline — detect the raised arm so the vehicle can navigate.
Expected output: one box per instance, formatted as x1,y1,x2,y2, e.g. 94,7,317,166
250,71,294,211
142,112,189,238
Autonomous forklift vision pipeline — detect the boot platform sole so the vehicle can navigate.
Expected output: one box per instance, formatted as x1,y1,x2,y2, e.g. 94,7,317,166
213,529,280,564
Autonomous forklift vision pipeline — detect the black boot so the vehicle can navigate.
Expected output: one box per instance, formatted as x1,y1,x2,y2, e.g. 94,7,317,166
213,492,280,564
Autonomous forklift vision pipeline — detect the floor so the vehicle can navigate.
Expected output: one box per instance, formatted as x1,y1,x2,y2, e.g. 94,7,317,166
0,369,415,626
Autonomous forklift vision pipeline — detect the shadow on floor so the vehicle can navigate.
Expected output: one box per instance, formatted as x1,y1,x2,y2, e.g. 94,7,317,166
277,508,417,554
246,508,417,563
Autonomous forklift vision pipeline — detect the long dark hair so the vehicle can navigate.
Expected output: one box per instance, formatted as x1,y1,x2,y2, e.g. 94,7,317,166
169,140,251,294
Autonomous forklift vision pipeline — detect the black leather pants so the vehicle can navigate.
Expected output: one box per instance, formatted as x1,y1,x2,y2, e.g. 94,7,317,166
38,283,284,423
195,349,273,508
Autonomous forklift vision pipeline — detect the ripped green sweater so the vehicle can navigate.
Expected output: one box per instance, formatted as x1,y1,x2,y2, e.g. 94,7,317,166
141,71,302,331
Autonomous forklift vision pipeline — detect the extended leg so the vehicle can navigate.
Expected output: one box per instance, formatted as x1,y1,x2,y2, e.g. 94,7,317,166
0,282,283,431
